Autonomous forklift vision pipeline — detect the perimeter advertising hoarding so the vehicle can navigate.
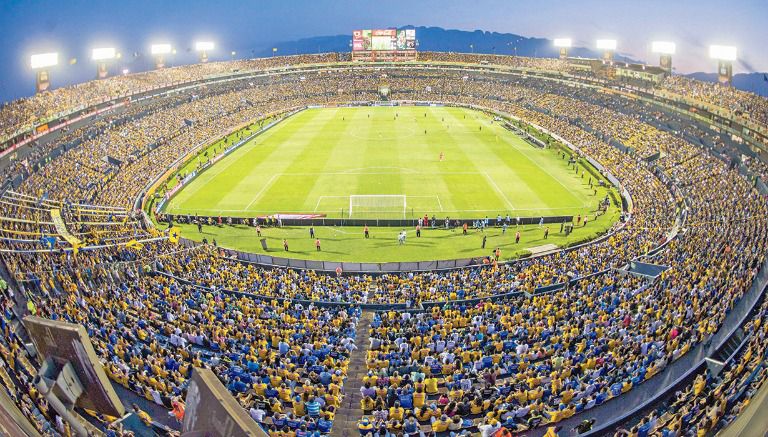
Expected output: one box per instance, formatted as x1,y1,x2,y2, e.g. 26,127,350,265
23,316,125,418
353,29,416,51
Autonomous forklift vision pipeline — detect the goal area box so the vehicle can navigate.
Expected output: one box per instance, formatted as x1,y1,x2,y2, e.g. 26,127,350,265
349,195,406,219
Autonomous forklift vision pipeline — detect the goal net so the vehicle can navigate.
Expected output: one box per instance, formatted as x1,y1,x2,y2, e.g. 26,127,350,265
349,195,406,219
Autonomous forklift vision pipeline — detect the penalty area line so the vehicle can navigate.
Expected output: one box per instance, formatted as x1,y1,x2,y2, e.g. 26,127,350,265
245,174,280,210
483,172,515,211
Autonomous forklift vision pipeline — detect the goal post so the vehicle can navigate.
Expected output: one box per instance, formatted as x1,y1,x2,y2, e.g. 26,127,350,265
349,195,407,219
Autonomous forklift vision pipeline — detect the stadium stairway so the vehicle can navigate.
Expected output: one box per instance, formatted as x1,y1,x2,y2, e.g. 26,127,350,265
331,310,374,436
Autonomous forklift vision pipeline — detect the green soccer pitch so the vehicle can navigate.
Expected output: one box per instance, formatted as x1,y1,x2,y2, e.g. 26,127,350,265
166,106,606,218
160,105,621,261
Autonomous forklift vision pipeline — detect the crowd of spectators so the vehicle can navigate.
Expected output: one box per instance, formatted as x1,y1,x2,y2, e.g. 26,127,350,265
0,56,765,436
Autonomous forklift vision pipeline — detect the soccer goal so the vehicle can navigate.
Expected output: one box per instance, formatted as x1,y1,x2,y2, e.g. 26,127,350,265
349,195,407,219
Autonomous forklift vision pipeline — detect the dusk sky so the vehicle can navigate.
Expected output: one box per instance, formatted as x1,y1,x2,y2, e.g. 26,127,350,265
1,0,766,102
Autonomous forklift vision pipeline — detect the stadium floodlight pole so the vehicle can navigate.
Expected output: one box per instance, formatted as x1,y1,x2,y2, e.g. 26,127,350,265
553,38,572,59
30,52,58,93
150,43,172,69
91,47,116,79
596,39,617,61
195,41,214,63
651,41,675,73
709,45,737,85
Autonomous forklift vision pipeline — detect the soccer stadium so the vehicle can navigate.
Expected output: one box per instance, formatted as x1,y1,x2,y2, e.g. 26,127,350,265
0,3,767,437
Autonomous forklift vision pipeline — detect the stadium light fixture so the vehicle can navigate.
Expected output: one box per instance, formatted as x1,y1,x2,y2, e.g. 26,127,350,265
91,47,116,61
30,52,59,69
553,38,572,59
30,52,59,93
151,43,172,69
195,41,214,51
596,39,617,61
151,43,172,55
92,47,116,79
651,41,676,55
651,41,675,73
596,39,617,50
196,41,214,63
709,45,737,61
709,45,737,85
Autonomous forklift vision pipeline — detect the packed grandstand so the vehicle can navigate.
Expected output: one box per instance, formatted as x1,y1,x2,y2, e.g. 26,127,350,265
0,49,766,437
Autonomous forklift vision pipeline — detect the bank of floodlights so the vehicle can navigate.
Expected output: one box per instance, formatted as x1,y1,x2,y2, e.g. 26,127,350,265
30,52,59,93
195,41,214,63
91,47,117,79
596,39,617,62
151,43,172,69
553,38,572,59
651,41,676,73
709,45,737,85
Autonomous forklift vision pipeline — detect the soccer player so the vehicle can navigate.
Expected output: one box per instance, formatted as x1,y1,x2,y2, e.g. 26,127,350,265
364,225,369,238
283,239,289,251
439,152,444,161
415,224,421,238
544,227,549,239
309,226,315,238
315,239,321,251
482,235,487,249
256,225,261,237
515,231,520,244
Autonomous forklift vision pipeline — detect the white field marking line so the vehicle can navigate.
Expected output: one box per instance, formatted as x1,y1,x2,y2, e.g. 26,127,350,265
168,204,591,215
436,195,444,212
281,171,482,176
482,172,515,210
503,140,585,199
244,174,280,210
339,166,420,174
314,196,350,212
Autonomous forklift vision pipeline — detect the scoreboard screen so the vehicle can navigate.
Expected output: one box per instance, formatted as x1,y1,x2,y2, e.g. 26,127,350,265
353,29,416,52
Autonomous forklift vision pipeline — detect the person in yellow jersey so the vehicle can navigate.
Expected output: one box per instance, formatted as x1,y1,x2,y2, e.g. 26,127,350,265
389,401,405,422
430,414,451,432
424,375,439,394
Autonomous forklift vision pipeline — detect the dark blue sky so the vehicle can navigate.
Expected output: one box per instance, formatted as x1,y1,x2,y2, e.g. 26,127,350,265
1,0,765,102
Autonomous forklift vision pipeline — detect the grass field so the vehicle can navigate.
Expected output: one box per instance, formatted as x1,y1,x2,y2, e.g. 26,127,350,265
164,106,604,219
158,106,620,262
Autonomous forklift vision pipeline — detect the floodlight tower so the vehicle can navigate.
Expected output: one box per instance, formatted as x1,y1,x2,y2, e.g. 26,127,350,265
91,47,116,78
651,41,676,73
596,39,617,61
30,52,59,93
151,43,172,68
553,38,572,59
709,45,737,85
195,41,214,63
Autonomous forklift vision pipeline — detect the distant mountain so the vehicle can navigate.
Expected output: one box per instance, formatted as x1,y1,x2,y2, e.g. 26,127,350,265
251,25,634,63
685,72,768,97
